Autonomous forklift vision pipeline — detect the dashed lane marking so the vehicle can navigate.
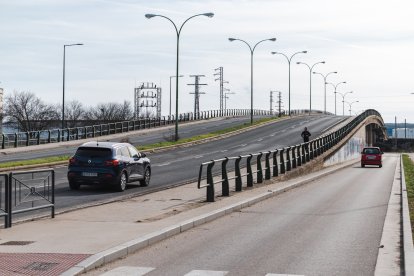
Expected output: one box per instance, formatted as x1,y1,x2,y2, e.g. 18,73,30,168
184,270,228,276
100,266,155,275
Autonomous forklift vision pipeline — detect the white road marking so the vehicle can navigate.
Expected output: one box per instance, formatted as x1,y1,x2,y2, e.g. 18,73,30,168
184,270,228,276
100,266,155,276
257,138,264,142
265,274,305,276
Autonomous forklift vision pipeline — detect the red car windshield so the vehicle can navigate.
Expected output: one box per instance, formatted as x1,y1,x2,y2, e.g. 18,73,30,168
363,148,380,154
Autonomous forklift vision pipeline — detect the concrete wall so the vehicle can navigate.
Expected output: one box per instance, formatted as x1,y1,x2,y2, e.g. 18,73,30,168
324,123,366,166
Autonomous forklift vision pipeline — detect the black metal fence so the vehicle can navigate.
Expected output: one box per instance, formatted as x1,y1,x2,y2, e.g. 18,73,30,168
198,109,381,202
1,109,274,149
0,169,55,228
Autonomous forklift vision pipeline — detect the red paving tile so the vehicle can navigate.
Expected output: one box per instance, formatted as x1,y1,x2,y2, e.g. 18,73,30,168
0,253,91,276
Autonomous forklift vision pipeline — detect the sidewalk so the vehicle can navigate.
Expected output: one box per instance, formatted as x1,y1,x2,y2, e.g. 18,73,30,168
0,159,360,276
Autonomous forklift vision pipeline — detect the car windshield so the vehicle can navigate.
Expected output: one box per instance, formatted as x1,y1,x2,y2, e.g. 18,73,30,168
363,148,380,154
75,147,112,158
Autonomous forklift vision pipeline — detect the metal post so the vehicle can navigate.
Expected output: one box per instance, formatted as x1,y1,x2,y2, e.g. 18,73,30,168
221,158,229,197
257,153,263,183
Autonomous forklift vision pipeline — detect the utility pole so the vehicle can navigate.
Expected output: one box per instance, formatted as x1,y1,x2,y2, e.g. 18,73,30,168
405,118,407,139
214,67,228,115
188,75,207,119
270,90,280,115
276,91,283,117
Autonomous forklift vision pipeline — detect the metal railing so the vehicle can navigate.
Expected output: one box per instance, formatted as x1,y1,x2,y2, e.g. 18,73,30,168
198,109,382,202
1,109,276,149
0,169,55,228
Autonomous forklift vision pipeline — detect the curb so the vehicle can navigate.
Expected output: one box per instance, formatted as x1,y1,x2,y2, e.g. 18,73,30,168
61,158,359,275
401,154,414,275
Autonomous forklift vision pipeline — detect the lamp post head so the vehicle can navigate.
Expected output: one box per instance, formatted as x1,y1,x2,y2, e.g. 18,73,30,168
271,51,278,55
269,38,277,41
302,50,308,53
333,71,338,74
228,38,236,42
321,61,326,64
296,61,302,64
203,12,214,18
145,14,156,19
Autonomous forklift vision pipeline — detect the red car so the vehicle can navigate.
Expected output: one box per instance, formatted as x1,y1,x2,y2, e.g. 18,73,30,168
361,147,382,168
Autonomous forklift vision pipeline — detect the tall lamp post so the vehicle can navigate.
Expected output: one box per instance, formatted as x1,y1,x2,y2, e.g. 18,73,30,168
229,37,276,124
169,75,183,118
312,71,337,114
62,43,83,129
326,81,346,115
336,91,353,116
346,100,359,115
271,50,307,115
296,61,325,115
145,12,214,141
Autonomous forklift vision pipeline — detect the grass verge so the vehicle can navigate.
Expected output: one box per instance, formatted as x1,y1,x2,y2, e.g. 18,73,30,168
0,116,281,169
0,155,70,169
138,116,280,151
403,154,414,237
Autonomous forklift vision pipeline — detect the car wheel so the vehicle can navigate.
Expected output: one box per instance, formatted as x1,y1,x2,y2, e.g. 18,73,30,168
69,181,80,190
116,172,127,192
140,167,151,187
361,164,365,168
379,164,382,168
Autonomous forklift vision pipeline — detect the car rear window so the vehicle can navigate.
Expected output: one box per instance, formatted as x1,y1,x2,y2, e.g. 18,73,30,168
75,147,112,158
363,148,380,154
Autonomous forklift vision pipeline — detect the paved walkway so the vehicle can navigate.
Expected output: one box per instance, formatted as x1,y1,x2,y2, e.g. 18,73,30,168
0,158,364,276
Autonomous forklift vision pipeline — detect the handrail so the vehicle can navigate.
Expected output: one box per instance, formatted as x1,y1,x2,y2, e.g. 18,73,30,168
197,109,383,202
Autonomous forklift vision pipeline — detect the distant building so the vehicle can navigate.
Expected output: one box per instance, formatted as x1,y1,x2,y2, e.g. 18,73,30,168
389,128,414,139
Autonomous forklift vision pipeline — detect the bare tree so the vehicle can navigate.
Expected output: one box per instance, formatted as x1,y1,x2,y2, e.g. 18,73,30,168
4,90,59,132
63,100,85,128
84,101,133,123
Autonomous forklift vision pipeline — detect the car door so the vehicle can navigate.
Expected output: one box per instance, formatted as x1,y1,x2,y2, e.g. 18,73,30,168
120,146,135,180
128,146,144,179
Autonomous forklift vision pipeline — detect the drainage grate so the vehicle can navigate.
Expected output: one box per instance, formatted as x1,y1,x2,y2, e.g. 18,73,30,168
0,241,34,246
23,262,58,271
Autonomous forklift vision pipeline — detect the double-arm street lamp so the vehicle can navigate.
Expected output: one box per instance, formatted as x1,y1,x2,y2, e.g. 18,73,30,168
271,50,307,116
169,75,184,118
62,43,83,129
336,90,353,116
145,12,214,141
229,37,276,124
345,100,359,115
312,71,337,114
326,81,346,115
296,61,325,115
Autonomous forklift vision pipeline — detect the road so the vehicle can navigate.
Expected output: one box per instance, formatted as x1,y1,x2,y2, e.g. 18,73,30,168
0,116,269,163
86,153,398,276
12,115,345,215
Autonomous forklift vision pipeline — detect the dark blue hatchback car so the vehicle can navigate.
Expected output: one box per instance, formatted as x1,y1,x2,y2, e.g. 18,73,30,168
67,142,151,191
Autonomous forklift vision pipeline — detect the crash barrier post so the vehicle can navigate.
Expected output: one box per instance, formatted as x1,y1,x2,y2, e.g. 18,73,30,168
0,174,9,228
7,169,55,228
197,109,382,201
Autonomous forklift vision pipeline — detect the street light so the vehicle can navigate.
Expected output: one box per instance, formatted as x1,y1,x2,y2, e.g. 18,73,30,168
169,75,184,118
271,50,307,115
326,81,346,115
296,61,325,115
145,12,214,141
313,71,337,114
345,100,359,115
224,91,235,110
335,91,353,116
229,37,276,124
62,43,83,129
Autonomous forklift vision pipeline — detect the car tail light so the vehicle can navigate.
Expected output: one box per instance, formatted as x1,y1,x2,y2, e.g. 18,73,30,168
104,159,120,166
69,157,77,165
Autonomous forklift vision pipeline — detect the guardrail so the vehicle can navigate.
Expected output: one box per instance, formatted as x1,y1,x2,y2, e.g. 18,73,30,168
0,169,55,228
1,109,275,149
198,109,381,202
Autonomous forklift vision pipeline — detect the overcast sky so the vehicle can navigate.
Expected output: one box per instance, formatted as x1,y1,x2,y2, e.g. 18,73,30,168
1,0,413,123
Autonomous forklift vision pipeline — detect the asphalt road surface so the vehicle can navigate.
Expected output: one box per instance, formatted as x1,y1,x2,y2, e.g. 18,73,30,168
0,116,270,163
86,153,398,276
11,115,346,215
